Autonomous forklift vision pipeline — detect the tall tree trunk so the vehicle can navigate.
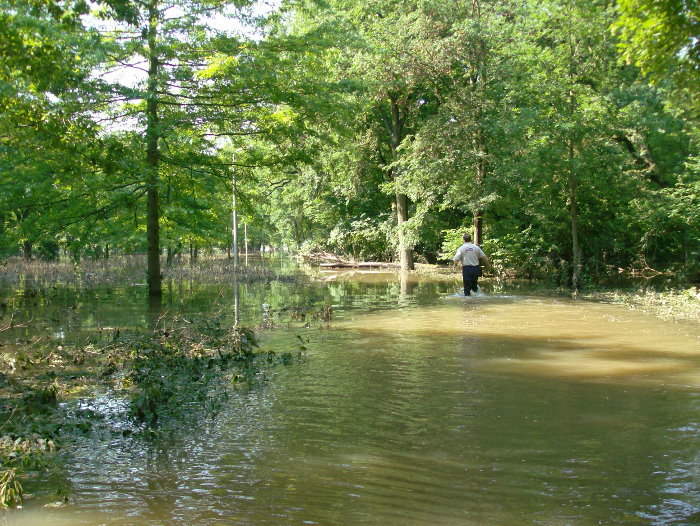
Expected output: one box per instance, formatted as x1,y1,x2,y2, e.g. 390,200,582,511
568,137,582,290
396,192,413,270
244,222,248,265
470,37,487,247
145,0,162,297
233,277,240,327
231,152,239,268
473,210,483,246
473,147,486,246
567,4,582,291
389,95,414,270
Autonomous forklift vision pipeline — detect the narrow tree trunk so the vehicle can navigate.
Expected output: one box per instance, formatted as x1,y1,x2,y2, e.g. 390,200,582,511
396,192,413,270
233,277,240,328
389,95,414,270
469,23,488,249
568,138,582,290
145,0,161,297
567,8,582,292
231,155,239,269
473,211,483,246
473,151,486,246
244,222,248,265
22,241,32,260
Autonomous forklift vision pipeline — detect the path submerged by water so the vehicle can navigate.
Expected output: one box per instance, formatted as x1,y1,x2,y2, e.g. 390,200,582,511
3,269,700,525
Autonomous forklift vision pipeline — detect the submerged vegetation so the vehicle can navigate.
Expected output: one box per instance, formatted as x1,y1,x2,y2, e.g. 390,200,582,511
0,304,314,508
0,255,295,289
583,288,700,322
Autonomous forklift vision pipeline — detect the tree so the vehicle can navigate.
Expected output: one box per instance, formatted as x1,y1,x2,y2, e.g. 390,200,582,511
0,0,131,259
94,0,265,295
396,0,522,251
613,0,700,117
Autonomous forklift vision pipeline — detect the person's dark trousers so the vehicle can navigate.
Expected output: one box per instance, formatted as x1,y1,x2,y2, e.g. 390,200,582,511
462,265,481,296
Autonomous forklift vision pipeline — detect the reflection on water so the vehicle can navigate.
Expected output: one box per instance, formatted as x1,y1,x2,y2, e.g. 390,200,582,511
2,267,700,525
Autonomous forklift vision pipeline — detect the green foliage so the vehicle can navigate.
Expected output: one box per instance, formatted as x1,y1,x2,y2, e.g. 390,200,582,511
0,381,63,508
613,0,700,116
482,232,561,281
327,215,393,261
0,0,698,286
121,316,260,425
0,468,23,508
438,228,465,263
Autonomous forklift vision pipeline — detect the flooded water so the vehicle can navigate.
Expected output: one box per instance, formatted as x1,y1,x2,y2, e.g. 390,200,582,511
3,263,700,525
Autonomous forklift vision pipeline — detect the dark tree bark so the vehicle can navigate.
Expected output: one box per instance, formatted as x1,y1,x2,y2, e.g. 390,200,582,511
145,0,162,297
22,241,32,261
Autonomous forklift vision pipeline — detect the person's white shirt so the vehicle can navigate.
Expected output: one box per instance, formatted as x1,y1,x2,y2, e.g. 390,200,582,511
453,243,486,266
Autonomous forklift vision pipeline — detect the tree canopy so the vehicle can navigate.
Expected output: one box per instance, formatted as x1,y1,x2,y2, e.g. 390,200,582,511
1,0,698,289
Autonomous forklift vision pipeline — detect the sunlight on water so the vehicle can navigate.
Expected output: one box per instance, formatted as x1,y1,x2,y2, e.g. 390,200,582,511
337,297,700,388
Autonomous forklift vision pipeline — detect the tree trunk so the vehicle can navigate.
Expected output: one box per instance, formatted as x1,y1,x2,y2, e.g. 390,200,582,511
469,21,488,249
231,153,239,268
568,138,582,290
567,8,582,292
145,0,162,297
389,95,414,270
233,277,240,328
396,192,413,270
22,241,32,260
473,211,483,246
473,150,486,246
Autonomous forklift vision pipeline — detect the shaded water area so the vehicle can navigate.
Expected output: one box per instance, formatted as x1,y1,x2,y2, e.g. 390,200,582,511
3,260,700,525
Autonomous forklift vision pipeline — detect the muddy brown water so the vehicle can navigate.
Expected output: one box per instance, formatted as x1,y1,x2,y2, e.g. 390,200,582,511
2,266,700,525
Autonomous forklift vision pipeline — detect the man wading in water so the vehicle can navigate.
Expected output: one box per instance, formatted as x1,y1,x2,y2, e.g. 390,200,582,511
453,233,490,296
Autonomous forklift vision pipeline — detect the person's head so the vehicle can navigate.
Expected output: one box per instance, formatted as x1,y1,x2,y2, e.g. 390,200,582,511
463,233,472,243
